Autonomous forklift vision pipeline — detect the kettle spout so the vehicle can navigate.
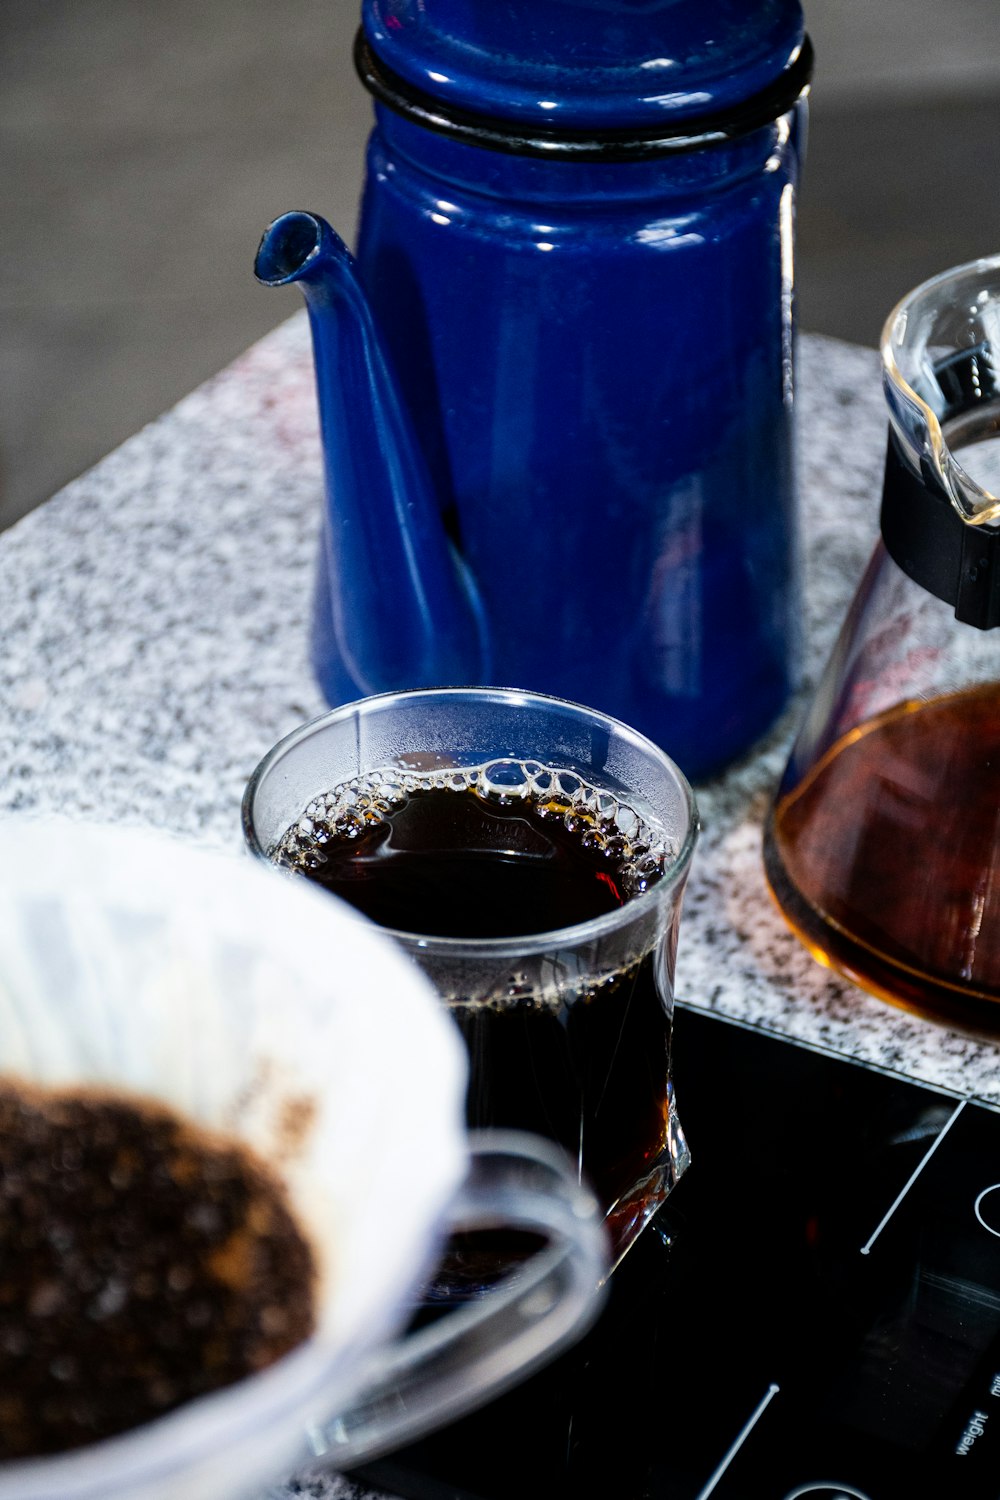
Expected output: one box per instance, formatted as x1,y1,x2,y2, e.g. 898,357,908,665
255,210,488,696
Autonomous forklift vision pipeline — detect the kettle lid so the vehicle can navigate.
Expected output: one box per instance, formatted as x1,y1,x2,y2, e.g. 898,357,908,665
361,0,807,132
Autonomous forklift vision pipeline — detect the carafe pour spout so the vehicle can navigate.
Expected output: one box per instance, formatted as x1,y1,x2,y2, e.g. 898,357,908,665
255,211,488,696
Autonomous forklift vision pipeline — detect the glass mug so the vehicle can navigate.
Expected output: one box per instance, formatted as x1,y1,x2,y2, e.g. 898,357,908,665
243,687,698,1275
0,819,607,1500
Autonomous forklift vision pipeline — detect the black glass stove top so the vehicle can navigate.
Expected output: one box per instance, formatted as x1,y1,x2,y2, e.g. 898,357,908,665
353,1002,1000,1500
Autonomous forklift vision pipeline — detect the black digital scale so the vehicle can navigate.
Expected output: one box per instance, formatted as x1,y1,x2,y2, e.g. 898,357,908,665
353,1001,1000,1500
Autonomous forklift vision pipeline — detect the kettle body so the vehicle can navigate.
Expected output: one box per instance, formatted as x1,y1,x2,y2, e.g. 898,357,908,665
308,2,811,779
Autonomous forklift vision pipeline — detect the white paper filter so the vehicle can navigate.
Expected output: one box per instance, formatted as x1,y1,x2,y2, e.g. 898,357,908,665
0,818,468,1500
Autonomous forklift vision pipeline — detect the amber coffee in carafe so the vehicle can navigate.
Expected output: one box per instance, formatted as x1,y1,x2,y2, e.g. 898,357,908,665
764,256,1000,1025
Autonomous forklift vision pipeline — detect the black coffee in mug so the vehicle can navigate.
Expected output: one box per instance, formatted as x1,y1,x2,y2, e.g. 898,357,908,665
244,689,698,1280
272,759,679,1265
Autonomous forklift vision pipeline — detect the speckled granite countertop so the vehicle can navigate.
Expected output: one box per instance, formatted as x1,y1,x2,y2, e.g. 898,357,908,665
2,317,999,1497
4,314,998,1098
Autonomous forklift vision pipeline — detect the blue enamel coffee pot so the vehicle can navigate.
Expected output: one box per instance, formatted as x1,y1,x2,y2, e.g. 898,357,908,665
256,0,812,779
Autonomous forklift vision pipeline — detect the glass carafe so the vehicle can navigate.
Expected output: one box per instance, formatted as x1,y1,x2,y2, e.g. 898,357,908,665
764,255,1000,1027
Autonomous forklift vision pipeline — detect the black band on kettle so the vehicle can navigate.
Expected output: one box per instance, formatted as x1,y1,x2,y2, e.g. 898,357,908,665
354,30,814,162
881,426,1000,631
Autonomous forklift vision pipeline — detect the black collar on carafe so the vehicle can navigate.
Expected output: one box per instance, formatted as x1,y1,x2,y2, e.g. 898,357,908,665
880,346,1000,631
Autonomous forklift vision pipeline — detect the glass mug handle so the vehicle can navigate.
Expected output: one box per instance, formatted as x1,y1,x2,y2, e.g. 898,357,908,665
305,1131,609,1469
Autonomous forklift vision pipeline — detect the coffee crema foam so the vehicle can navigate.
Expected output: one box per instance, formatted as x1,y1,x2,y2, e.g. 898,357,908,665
271,758,675,903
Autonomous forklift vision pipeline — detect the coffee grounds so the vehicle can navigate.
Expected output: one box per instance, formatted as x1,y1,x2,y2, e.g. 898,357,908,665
0,1080,317,1458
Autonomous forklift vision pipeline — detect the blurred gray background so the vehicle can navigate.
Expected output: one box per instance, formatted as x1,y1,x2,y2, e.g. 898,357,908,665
3,0,1000,530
